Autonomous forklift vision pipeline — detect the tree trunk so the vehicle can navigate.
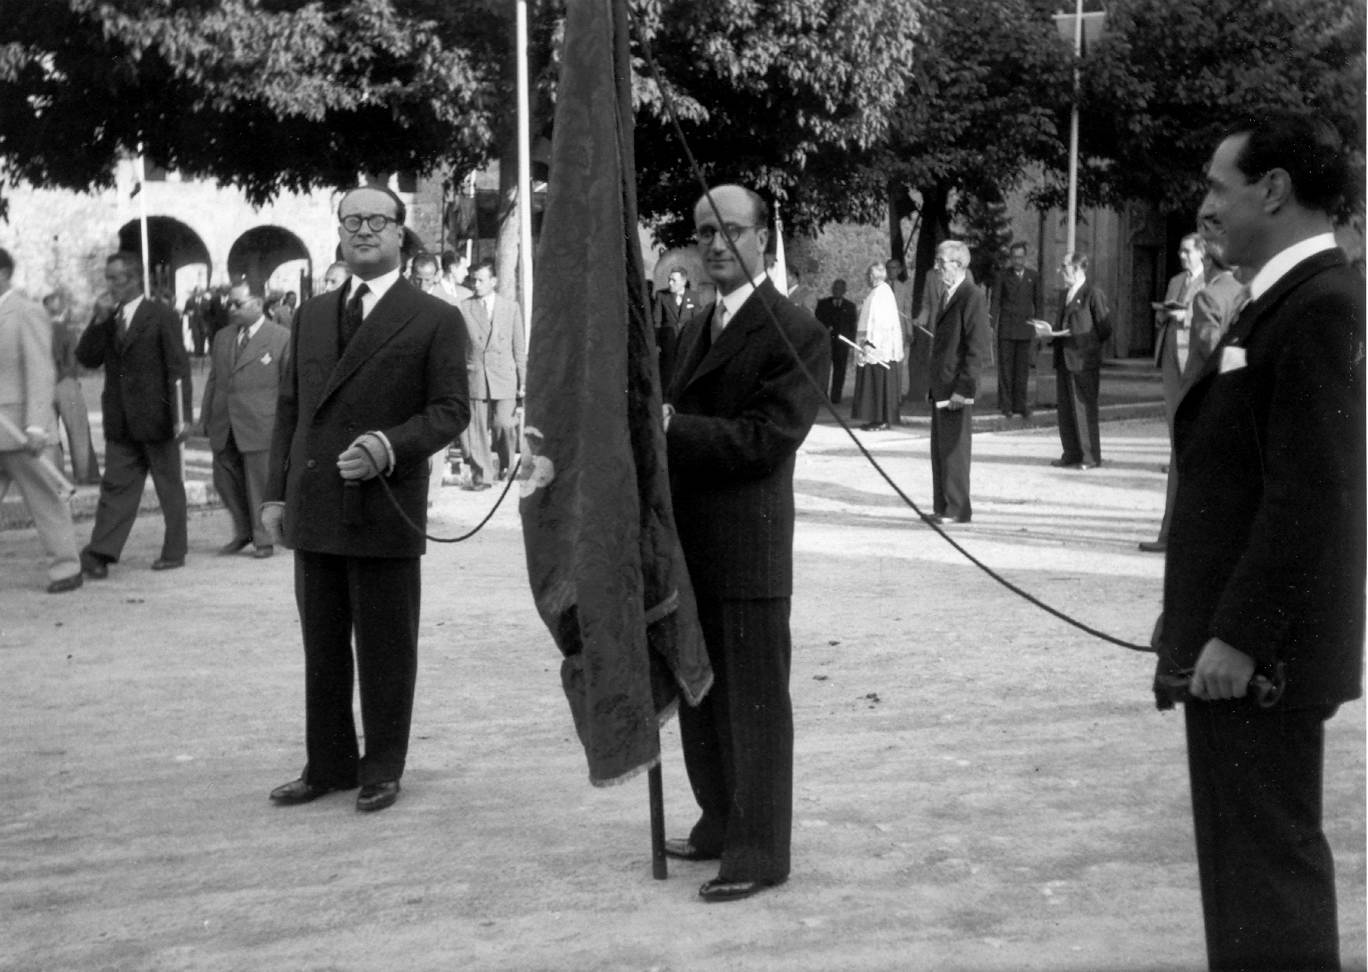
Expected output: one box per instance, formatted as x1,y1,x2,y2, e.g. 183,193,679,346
911,183,951,314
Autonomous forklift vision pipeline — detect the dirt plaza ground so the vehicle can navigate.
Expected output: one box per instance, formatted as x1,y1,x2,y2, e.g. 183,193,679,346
1,403,1363,970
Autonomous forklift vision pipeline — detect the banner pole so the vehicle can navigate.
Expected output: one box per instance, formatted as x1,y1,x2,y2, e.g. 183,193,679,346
649,751,667,879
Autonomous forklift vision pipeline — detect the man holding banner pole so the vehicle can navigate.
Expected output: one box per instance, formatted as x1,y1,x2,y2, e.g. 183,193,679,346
661,184,829,903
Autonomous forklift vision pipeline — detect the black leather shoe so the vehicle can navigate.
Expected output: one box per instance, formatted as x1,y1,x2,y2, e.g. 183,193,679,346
1138,540,1166,552
1079,460,1102,469
253,545,274,559
663,838,721,862
1050,458,1081,468
217,537,251,555
269,778,351,806
151,557,185,571
925,514,945,525
47,573,84,594
80,550,108,579
461,481,492,492
698,876,786,903
356,780,400,812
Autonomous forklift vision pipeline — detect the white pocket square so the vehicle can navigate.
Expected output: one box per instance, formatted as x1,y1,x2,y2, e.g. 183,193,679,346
1218,346,1246,373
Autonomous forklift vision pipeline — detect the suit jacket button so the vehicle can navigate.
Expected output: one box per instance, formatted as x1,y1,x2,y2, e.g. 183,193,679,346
306,459,317,469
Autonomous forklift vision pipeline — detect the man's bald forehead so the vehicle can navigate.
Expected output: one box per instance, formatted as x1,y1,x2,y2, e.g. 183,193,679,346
339,186,401,217
694,185,764,224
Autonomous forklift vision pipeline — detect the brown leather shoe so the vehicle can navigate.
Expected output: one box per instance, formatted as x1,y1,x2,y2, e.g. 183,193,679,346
698,875,786,903
47,573,84,594
269,778,351,806
663,837,721,862
356,780,400,812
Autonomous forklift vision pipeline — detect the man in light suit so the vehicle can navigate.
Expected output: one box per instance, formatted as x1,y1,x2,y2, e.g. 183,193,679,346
262,184,469,814
989,241,1043,418
458,259,525,489
814,278,857,403
1045,252,1111,469
661,184,829,903
652,268,700,390
1154,111,1363,971
199,282,290,559
76,251,193,577
0,248,82,593
927,240,991,524
43,292,101,485
1140,233,1207,551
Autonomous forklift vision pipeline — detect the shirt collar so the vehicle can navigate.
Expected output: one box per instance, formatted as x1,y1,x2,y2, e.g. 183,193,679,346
122,294,144,319
719,270,768,322
348,266,401,302
1247,233,1337,302
943,276,964,302
241,315,266,338
1066,277,1084,302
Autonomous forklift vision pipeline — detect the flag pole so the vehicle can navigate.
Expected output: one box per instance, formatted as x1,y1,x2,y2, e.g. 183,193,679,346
516,0,534,343
1066,0,1082,256
136,145,152,298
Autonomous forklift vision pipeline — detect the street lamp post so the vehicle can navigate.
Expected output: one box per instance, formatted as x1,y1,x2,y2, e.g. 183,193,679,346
1053,5,1105,258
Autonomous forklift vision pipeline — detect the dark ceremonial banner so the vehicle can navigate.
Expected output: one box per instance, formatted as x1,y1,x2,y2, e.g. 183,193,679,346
520,0,710,786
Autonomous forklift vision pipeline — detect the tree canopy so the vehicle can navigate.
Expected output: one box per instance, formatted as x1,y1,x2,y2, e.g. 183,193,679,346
1079,0,1366,218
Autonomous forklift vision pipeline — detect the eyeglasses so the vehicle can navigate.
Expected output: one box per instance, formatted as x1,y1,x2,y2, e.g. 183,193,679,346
933,259,961,269
340,213,400,234
694,224,755,245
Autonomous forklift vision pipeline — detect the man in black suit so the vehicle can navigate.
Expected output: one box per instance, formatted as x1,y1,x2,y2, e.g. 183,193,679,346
661,184,829,903
262,185,469,814
1045,253,1111,469
1154,112,1363,970
927,240,991,524
652,268,699,390
989,241,1042,418
814,278,857,403
76,251,193,577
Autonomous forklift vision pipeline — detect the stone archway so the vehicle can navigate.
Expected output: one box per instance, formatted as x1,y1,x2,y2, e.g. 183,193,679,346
116,216,211,302
228,225,311,297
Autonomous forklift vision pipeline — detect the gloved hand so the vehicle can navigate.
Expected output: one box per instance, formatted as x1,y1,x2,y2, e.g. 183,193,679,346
337,432,388,481
260,502,285,546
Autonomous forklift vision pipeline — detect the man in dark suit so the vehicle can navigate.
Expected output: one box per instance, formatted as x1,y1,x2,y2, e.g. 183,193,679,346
1154,112,1363,970
814,278,857,403
1045,252,1111,469
989,241,1043,418
199,282,291,559
661,184,829,903
76,251,193,577
652,268,700,391
927,240,991,524
261,185,469,814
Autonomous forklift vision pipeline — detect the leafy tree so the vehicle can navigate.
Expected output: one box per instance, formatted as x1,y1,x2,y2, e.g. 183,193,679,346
629,0,922,245
863,0,1074,308
0,0,502,210
1077,0,1366,218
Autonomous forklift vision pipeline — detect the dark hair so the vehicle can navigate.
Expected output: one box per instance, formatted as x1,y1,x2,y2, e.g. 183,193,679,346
472,258,496,277
0,247,12,275
108,250,144,277
440,249,462,271
1009,241,1029,255
411,252,439,274
337,184,407,225
1226,112,1352,216
1064,251,1089,271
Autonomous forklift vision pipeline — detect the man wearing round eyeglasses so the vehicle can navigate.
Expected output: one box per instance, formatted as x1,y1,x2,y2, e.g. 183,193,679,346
262,184,470,814
661,184,830,903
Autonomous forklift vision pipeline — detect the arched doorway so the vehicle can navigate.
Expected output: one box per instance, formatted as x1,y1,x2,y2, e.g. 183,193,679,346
117,216,211,303
228,226,311,297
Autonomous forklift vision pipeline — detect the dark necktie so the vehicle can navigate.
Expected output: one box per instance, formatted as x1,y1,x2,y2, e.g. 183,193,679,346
710,303,728,344
234,325,250,363
341,283,369,349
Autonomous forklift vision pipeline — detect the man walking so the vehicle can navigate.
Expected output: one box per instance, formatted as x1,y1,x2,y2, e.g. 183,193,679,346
989,242,1042,419
43,292,101,485
814,278,857,403
200,282,290,559
662,184,829,903
0,249,82,593
262,184,468,814
927,240,991,524
1154,112,1363,970
458,259,525,488
76,251,193,577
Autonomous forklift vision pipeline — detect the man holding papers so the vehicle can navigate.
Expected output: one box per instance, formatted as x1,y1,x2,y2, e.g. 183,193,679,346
925,240,990,524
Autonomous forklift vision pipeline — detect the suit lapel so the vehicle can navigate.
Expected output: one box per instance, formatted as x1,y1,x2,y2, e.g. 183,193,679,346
316,279,420,412
121,301,152,349
1189,249,1342,390
682,284,774,391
